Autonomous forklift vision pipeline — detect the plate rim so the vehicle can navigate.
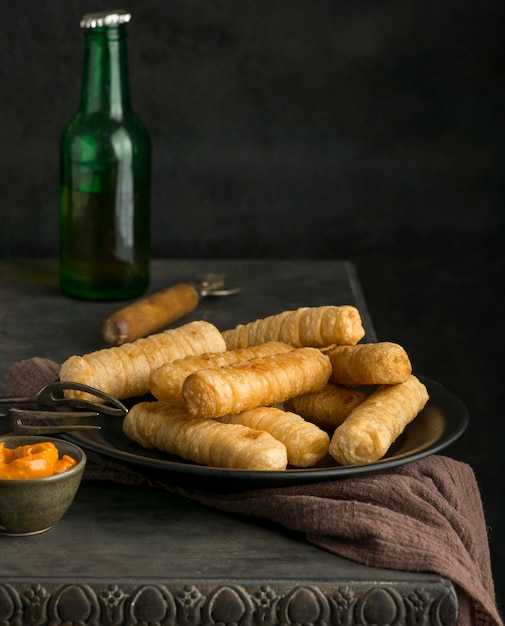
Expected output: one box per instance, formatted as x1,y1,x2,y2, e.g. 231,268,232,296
58,375,469,485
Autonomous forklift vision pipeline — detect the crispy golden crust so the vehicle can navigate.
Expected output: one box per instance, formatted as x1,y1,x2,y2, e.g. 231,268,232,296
327,342,412,387
182,347,332,418
102,283,200,345
60,321,226,401
222,306,365,349
123,401,288,471
284,383,367,430
219,406,330,467
329,375,429,466
150,341,294,405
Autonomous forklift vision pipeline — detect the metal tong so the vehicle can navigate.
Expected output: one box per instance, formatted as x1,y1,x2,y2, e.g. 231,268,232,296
0,381,128,435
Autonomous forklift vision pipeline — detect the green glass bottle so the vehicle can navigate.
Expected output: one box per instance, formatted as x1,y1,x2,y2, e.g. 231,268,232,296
59,10,151,301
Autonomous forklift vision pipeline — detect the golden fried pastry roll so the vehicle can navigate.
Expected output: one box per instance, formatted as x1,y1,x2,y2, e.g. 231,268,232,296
123,401,288,471
284,383,367,430
182,347,332,418
329,375,429,466
60,320,226,401
150,341,293,405
222,306,365,349
327,342,412,387
219,406,329,467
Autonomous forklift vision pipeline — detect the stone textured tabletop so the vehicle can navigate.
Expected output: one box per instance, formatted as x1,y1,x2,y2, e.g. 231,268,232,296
0,259,457,626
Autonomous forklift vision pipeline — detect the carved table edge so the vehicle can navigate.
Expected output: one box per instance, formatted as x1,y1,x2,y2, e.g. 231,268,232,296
0,578,457,626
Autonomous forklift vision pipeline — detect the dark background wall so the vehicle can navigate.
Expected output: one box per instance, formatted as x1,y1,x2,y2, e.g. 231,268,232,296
1,0,503,258
1,0,504,613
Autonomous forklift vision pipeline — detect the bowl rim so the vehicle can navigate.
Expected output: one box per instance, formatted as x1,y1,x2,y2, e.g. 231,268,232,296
0,434,86,483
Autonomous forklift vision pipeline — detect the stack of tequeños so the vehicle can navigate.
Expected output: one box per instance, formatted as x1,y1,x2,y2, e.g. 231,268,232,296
59,306,429,470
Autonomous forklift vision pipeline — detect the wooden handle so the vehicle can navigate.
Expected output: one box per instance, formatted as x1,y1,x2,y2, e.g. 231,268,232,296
102,283,200,346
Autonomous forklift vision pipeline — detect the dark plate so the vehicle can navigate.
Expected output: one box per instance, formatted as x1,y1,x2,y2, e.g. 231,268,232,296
56,376,468,489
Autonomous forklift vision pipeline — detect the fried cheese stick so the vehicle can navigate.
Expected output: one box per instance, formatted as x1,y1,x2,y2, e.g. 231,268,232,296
60,320,226,401
284,383,367,431
182,347,332,418
219,406,330,467
123,401,288,471
150,341,293,405
222,306,365,349
327,342,412,386
329,375,429,466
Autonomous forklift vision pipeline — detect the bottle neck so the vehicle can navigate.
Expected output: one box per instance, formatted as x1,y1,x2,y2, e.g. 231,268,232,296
79,25,132,119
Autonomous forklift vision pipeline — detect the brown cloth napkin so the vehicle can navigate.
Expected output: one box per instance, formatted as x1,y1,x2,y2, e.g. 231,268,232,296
5,357,503,626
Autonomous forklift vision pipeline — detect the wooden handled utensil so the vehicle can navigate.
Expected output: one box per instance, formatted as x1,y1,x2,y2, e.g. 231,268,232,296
102,273,241,346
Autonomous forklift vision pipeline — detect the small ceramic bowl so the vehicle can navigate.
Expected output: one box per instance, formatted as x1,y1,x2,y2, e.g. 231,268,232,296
0,435,86,536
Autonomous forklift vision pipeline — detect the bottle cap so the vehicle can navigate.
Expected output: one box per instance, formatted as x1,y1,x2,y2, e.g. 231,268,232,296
80,9,131,29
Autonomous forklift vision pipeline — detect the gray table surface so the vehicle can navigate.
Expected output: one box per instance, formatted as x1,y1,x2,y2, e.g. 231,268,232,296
0,259,457,626
0,258,376,386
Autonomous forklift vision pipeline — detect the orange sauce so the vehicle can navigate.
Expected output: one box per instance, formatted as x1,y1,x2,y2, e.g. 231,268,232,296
0,442,77,479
